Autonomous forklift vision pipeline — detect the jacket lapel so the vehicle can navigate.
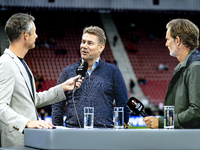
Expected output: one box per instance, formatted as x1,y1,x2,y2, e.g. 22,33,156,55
4,49,35,102
23,60,36,100
164,49,199,105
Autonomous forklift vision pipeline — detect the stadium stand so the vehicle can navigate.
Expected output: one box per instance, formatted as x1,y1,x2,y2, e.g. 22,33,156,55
1,8,200,106
24,11,114,92
112,11,200,105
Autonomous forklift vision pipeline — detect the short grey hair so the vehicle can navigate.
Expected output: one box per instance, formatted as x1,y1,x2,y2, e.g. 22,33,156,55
5,13,35,43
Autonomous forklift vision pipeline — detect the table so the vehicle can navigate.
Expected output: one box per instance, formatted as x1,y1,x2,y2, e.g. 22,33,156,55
1,128,200,150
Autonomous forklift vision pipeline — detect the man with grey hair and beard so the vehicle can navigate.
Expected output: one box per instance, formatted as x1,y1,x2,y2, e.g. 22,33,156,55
144,18,200,129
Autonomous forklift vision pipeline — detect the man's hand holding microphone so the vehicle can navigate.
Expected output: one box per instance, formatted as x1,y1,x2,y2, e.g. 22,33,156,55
27,75,83,129
127,97,159,129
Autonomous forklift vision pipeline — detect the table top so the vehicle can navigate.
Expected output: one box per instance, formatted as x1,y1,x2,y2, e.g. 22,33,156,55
2,128,200,150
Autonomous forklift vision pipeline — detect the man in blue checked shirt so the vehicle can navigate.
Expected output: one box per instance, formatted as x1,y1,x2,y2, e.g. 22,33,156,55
52,26,130,128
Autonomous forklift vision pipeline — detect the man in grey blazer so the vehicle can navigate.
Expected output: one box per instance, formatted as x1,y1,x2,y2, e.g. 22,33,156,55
0,13,82,147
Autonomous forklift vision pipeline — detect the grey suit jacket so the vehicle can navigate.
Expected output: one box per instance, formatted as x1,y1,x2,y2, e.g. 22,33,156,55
0,49,66,147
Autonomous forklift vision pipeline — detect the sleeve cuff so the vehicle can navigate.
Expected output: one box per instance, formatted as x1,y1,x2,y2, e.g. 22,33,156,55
159,117,164,128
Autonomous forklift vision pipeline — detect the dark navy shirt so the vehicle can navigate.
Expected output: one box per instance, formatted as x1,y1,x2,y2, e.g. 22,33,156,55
18,57,34,97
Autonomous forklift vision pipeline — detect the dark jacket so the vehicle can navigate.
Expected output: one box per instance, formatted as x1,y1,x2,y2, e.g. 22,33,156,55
159,49,200,129
52,59,130,128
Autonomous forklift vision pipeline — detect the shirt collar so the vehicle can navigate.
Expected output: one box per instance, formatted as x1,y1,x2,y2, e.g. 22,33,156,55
82,57,100,75
174,49,196,72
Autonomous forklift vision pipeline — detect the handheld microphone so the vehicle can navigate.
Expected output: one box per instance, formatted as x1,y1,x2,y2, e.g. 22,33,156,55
127,97,148,117
72,61,88,128
73,61,88,94
76,62,88,78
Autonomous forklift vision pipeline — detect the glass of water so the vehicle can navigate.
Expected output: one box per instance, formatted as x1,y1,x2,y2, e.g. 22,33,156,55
84,107,94,129
113,107,124,129
164,106,174,129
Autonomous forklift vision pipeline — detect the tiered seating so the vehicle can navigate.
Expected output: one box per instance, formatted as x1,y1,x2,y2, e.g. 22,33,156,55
128,39,176,105
112,12,178,105
24,11,114,91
